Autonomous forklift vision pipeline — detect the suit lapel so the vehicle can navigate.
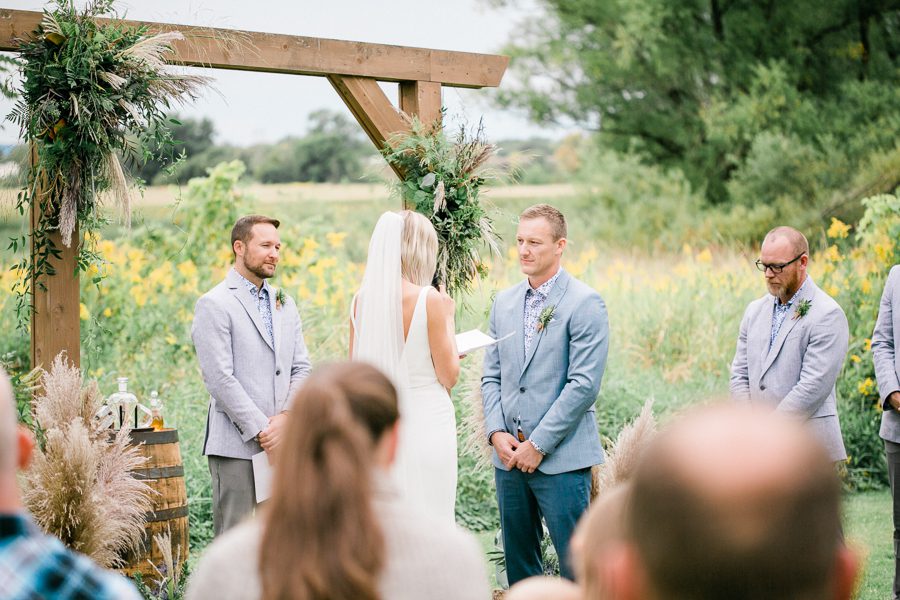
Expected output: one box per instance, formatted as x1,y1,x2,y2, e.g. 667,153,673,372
507,282,527,373
760,278,816,376
268,284,282,356
227,270,275,352
521,270,570,376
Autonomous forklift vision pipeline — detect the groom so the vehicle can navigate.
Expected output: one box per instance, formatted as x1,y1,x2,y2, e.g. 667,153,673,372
482,204,609,584
192,215,312,536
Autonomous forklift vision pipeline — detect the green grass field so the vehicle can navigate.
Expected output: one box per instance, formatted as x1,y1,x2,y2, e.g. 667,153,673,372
847,490,894,599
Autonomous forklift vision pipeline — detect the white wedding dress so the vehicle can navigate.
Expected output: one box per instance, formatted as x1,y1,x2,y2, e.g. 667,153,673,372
351,212,457,524
391,286,458,524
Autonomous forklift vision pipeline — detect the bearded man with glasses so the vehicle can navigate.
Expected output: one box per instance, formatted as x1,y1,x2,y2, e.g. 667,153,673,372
730,226,849,463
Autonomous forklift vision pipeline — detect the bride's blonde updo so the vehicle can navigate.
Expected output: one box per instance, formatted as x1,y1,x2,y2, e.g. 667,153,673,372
400,210,438,287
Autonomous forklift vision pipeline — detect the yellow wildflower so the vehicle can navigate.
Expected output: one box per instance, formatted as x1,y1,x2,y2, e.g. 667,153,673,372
823,245,841,263
177,261,198,279
850,354,861,364
875,242,894,265
826,218,850,239
79,303,90,321
165,334,178,346
857,377,875,396
326,232,347,248
696,248,713,264
301,237,319,258
103,307,112,318
864,338,872,352
130,285,147,307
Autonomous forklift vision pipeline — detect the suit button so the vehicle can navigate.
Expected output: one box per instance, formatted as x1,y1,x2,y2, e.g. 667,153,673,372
276,369,282,376
760,384,766,391
519,387,526,393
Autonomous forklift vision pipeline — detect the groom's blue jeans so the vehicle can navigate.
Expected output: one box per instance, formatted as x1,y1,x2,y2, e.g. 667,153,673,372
495,466,592,585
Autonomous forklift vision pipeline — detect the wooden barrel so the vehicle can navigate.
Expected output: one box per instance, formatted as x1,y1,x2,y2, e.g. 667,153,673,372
119,428,190,580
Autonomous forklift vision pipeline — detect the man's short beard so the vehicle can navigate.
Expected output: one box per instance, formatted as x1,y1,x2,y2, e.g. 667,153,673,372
247,263,273,280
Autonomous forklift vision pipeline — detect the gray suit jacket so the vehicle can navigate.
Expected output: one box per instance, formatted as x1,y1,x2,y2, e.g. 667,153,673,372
730,277,849,461
192,269,311,459
873,265,900,443
482,269,609,475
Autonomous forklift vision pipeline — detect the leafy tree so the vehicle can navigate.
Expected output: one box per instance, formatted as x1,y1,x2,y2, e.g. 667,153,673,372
253,109,376,183
493,0,900,204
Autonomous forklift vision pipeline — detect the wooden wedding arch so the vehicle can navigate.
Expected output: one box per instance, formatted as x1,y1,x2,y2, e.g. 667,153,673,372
0,8,509,370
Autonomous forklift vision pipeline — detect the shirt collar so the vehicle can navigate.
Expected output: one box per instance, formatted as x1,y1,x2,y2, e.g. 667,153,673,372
233,268,270,296
528,269,562,299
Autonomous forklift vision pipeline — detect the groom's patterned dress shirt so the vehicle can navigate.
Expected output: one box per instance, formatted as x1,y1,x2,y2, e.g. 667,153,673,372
769,279,807,351
237,270,275,348
524,270,561,355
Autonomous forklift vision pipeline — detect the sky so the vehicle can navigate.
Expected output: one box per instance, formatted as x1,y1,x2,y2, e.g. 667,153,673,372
0,0,574,146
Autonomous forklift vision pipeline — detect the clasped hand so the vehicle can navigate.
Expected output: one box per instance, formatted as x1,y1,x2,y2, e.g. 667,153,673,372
258,412,288,456
491,431,544,474
889,391,900,411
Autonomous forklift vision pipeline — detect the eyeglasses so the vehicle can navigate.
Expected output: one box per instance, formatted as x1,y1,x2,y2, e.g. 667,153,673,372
755,253,806,274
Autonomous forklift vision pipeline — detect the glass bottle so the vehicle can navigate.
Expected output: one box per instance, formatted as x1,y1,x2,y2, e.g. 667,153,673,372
148,390,165,431
108,377,138,429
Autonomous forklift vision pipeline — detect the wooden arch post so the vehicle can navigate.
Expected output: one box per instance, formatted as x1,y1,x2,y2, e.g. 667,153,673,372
0,9,508,369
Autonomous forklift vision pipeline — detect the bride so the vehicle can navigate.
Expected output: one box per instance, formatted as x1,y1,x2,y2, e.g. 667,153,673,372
350,210,460,523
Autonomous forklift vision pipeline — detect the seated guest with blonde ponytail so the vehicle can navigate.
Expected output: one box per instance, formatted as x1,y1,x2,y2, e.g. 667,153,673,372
186,362,490,600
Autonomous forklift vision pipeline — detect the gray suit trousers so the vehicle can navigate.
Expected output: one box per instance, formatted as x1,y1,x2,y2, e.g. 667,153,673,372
209,455,256,536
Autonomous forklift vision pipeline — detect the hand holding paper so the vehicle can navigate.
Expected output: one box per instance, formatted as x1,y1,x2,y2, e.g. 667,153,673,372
456,329,514,356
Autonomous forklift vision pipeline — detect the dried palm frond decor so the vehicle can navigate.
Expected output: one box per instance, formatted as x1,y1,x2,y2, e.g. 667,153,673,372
383,116,502,297
22,353,152,568
592,400,657,501
6,0,209,326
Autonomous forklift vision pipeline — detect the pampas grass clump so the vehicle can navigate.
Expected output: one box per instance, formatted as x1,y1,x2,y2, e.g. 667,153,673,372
22,353,152,568
593,400,657,499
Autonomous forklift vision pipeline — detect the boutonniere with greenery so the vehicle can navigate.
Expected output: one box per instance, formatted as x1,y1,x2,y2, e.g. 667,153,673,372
275,288,287,310
536,305,555,332
793,299,812,320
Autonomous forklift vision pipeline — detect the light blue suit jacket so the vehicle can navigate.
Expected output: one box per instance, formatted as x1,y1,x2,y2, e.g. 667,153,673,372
730,277,848,461
482,269,609,475
192,269,312,459
873,265,900,442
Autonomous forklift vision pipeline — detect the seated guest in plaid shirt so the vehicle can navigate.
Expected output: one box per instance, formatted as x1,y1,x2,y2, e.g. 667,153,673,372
0,368,140,600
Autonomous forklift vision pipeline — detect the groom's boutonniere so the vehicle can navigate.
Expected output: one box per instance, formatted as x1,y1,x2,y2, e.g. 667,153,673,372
275,288,287,310
536,305,555,332
793,299,811,320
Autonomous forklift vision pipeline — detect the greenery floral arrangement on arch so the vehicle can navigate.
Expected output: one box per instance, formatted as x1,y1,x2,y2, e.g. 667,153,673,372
383,116,501,297
7,0,209,325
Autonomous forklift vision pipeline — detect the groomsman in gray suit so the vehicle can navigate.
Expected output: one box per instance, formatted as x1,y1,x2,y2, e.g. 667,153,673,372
192,215,311,536
482,204,609,584
730,226,849,462
872,264,900,599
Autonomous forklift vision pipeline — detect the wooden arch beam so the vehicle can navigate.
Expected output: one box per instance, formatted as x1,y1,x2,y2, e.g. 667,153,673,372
0,7,507,370
0,9,509,88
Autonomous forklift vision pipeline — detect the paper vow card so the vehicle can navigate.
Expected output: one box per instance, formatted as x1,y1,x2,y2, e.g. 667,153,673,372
252,451,274,503
456,329,514,356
